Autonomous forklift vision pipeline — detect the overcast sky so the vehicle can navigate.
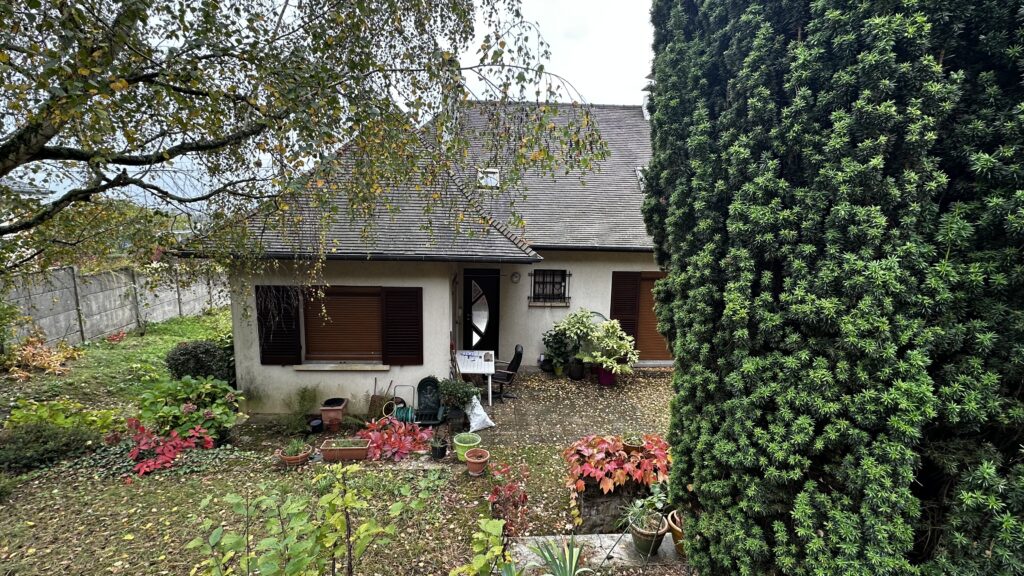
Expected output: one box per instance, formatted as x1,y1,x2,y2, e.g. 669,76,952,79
464,0,654,106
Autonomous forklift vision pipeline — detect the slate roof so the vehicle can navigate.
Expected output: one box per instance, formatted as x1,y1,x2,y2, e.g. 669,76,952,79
248,180,541,263
248,102,652,261
470,103,653,251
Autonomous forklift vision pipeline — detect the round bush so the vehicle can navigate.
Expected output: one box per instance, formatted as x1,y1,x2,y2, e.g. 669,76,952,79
165,340,234,383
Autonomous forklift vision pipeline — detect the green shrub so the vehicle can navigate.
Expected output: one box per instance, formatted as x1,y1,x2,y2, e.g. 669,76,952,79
439,378,480,408
5,398,119,433
165,339,234,384
646,1,1024,573
0,422,100,473
0,473,16,503
577,319,639,375
138,376,243,439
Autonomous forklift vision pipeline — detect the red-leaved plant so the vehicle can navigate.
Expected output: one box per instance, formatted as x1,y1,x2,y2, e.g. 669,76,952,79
563,434,670,526
487,461,530,536
125,417,213,478
356,417,432,461
105,330,127,344
563,434,670,495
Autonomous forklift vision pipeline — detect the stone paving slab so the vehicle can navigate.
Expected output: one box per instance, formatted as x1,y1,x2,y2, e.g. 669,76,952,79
476,369,674,447
511,533,686,570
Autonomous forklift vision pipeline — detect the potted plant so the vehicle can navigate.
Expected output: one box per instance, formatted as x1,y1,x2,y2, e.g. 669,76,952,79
276,438,312,467
666,508,685,557
547,310,599,381
440,378,479,432
578,320,639,386
320,437,370,462
430,436,448,460
619,483,669,557
622,431,644,454
465,447,491,477
541,328,571,377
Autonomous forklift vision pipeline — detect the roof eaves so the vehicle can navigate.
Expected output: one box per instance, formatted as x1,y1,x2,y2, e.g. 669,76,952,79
530,243,655,253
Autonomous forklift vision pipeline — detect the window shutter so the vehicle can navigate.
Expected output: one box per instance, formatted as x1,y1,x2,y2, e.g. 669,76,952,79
303,287,383,362
255,285,302,365
382,287,423,365
610,272,641,339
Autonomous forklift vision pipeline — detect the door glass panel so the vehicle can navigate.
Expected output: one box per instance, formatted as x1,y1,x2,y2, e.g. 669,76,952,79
471,280,489,346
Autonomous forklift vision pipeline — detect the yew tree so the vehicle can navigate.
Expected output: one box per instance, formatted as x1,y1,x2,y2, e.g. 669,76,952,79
646,0,1023,574
0,0,603,280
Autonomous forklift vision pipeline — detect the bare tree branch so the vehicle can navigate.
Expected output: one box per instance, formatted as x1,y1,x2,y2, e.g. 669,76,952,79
30,121,270,166
0,172,132,237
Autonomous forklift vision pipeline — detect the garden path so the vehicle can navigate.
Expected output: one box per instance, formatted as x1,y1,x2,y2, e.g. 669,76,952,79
477,368,674,446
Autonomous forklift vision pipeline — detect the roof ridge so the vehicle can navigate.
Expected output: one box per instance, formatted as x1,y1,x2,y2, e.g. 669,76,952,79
464,99,643,110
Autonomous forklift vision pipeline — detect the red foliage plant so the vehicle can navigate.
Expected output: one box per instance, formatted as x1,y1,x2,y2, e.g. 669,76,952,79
105,330,127,344
563,434,670,495
126,417,213,478
487,461,530,536
356,416,432,461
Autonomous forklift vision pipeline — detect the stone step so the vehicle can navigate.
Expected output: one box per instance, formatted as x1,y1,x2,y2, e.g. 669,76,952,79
511,532,686,570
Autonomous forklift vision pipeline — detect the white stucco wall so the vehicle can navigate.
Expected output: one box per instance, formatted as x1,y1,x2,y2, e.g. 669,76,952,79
231,260,456,414
454,250,661,366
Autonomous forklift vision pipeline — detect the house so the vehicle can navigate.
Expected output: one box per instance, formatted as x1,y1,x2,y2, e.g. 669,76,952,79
230,103,669,413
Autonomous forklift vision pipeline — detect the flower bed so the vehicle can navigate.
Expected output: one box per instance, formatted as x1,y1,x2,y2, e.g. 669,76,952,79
356,417,432,461
563,434,670,531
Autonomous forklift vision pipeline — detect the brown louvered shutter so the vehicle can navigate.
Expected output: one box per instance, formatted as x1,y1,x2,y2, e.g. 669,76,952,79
382,287,423,365
303,287,383,362
255,285,302,365
610,272,641,339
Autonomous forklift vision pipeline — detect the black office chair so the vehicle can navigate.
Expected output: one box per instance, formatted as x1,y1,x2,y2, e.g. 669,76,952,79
493,344,523,401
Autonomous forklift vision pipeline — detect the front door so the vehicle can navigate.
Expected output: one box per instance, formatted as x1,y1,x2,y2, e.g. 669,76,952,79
463,269,500,354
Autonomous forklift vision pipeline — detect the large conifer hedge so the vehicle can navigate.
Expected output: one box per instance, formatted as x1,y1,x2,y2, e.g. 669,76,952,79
644,1,1023,574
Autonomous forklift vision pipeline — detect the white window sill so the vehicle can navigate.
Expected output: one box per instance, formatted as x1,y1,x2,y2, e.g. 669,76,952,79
293,363,391,372
528,301,570,308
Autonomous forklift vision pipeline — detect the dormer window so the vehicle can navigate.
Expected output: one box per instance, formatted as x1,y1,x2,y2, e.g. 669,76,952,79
477,168,500,189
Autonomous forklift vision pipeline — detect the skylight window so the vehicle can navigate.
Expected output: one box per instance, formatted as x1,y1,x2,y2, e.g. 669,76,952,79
477,168,500,189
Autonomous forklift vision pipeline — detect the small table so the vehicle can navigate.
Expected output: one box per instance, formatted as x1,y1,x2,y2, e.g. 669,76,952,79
455,349,496,406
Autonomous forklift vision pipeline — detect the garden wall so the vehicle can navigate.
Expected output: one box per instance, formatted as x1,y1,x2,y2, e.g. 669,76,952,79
4,265,227,346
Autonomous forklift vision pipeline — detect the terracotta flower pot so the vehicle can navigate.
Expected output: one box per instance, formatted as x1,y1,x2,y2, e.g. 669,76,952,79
320,398,349,432
465,448,490,477
320,438,369,462
622,440,643,455
276,445,312,467
667,509,685,557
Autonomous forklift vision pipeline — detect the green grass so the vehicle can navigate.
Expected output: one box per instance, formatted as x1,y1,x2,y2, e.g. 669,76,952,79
0,458,487,575
1,309,230,408
0,311,676,575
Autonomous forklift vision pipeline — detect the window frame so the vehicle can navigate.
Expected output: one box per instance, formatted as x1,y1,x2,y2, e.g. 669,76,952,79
528,269,571,306
477,168,500,189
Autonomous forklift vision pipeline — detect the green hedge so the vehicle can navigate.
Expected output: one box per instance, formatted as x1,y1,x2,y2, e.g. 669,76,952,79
645,1,1024,574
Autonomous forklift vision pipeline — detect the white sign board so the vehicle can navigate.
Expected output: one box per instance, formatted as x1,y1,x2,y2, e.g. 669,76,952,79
456,349,495,375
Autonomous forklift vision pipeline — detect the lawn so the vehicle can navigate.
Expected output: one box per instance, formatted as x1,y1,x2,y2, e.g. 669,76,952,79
0,310,677,575
0,309,231,409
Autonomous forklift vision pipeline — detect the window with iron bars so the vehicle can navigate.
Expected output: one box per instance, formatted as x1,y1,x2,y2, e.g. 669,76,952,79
529,269,570,304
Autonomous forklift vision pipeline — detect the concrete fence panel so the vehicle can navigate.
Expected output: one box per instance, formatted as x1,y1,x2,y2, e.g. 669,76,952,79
4,266,226,347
